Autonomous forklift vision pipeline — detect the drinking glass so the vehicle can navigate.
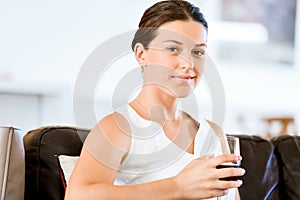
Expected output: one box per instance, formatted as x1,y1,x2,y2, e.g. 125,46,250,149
216,135,240,199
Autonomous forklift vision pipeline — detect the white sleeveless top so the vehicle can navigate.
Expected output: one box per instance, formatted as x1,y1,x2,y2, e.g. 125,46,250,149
113,105,235,199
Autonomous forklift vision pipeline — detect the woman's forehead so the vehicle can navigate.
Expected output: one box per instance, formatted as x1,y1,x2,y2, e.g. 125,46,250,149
150,21,207,47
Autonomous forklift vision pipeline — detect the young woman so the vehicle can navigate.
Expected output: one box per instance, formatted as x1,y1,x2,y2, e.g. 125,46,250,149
65,0,245,199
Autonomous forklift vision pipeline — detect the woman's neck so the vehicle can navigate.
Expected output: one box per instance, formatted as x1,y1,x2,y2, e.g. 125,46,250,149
130,90,180,122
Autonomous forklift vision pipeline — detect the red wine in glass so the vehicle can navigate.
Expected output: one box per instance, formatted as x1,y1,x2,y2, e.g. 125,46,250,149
216,135,241,199
216,164,240,181
217,135,241,181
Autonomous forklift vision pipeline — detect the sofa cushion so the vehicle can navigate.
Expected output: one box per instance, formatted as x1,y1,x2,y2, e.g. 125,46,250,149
234,134,280,200
57,155,79,189
23,126,90,200
272,135,300,200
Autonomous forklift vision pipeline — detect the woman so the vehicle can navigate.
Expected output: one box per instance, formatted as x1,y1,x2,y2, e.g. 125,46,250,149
65,0,245,199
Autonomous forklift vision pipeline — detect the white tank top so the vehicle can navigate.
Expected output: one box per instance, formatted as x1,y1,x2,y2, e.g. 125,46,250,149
113,105,235,199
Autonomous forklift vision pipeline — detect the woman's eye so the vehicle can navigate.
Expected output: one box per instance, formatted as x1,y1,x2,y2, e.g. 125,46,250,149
193,50,205,57
167,47,179,54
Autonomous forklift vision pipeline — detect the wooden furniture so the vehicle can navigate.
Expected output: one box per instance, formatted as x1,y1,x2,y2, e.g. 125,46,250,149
263,117,295,139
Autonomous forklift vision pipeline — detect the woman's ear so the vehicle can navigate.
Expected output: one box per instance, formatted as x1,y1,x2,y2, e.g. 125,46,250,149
134,43,147,67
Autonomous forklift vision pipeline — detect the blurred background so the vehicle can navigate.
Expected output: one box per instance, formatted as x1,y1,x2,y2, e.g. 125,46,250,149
0,0,299,138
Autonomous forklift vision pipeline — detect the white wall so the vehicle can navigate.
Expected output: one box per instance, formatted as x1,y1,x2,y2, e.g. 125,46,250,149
0,0,156,85
0,0,299,135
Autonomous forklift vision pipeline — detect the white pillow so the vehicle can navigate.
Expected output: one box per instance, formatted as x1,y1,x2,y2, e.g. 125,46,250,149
58,155,79,186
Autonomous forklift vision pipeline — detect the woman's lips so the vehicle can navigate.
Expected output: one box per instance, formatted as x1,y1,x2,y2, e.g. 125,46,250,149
171,75,196,85
172,75,195,80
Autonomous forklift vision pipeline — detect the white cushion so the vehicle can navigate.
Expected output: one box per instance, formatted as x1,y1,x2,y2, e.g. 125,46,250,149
57,155,79,186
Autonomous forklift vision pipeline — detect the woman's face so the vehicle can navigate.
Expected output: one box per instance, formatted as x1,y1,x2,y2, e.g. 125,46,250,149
138,20,207,98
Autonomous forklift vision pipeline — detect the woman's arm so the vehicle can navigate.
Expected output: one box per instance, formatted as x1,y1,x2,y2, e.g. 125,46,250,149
65,113,245,200
65,146,181,200
65,110,181,199
66,151,243,200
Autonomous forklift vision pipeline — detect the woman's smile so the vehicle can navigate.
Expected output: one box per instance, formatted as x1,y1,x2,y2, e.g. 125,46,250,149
171,74,196,83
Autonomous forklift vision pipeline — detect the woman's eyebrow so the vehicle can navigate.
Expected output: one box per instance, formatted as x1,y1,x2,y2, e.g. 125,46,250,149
195,43,207,47
163,39,207,47
163,40,183,45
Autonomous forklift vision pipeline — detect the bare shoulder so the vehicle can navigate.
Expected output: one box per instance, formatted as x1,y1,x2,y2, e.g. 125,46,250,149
82,111,132,168
67,112,132,188
95,112,131,152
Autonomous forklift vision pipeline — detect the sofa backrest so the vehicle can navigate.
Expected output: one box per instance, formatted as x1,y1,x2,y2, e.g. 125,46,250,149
235,134,280,200
23,126,299,200
23,126,90,200
272,135,300,199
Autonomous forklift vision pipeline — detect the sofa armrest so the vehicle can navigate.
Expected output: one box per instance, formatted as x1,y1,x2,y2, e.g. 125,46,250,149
23,126,90,200
0,127,24,200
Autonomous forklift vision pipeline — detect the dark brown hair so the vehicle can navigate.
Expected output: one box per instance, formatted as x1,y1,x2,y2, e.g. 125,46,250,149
131,0,208,51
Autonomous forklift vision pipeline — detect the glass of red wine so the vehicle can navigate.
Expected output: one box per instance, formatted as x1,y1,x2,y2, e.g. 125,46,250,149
216,135,240,199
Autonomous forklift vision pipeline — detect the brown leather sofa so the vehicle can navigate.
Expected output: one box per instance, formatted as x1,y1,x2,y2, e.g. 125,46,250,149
23,126,300,200
0,127,24,200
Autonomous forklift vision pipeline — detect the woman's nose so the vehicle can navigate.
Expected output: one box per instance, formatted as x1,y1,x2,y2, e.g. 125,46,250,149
179,55,194,70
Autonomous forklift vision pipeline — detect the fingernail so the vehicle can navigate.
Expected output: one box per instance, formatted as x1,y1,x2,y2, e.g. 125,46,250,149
238,180,243,187
237,156,242,161
241,168,246,174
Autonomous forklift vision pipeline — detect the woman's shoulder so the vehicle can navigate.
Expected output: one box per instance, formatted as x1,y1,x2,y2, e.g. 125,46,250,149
95,112,131,152
99,112,129,129
98,105,131,132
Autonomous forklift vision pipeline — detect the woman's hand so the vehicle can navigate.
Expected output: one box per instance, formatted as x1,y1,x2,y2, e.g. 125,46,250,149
172,154,245,199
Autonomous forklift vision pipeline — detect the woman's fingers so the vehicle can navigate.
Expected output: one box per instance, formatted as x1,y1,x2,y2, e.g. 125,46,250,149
196,154,246,190
217,178,243,188
199,154,215,160
174,156,245,199
211,189,229,198
217,166,246,179
210,154,242,166
195,155,245,180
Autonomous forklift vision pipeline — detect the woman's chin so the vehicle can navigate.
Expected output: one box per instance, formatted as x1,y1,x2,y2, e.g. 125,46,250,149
174,89,194,99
